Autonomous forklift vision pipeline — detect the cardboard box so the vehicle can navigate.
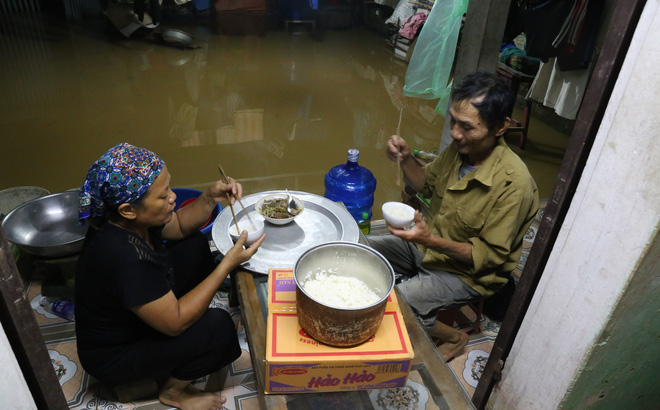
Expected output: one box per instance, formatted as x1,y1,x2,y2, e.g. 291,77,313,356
265,269,414,394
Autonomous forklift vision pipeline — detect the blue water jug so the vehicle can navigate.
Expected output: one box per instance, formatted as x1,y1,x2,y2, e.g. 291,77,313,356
324,149,377,222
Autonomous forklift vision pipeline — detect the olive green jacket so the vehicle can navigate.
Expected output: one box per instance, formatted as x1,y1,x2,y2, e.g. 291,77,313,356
419,138,539,296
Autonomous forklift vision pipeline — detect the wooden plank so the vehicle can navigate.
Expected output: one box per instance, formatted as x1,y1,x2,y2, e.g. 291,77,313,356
0,229,69,409
471,0,648,407
235,271,287,410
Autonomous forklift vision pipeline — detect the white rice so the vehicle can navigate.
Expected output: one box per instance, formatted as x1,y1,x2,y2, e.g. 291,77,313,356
237,224,257,233
302,269,381,308
232,219,257,234
387,206,411,219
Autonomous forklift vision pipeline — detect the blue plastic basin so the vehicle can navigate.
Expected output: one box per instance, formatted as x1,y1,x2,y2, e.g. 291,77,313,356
172,188,222,235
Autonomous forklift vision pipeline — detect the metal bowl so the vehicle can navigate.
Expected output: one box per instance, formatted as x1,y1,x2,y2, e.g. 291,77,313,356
160,28,196,49
1,191,89,258
294,241,395,347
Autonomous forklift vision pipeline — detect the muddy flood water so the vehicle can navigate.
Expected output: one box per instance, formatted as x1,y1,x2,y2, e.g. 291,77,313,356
0,6,565,221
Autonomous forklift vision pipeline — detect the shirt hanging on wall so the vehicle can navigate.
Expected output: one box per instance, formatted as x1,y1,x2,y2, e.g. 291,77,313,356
516,0,606,119
506,0,574,62
526,57,589,120
552,0,605,70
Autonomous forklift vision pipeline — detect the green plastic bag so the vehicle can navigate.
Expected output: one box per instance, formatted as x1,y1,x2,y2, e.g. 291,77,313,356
403,0,469,115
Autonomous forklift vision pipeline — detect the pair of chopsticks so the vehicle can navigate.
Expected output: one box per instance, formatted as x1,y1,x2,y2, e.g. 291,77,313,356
395,107,403,187
217,164,255,235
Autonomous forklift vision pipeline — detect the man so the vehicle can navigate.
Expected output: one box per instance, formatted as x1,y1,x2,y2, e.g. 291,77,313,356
369,72,539,361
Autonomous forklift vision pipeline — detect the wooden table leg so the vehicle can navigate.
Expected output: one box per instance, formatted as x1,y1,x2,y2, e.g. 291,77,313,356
235,271,287,410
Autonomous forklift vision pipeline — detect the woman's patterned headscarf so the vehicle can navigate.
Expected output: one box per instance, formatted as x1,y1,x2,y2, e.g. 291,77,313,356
79,143,164,220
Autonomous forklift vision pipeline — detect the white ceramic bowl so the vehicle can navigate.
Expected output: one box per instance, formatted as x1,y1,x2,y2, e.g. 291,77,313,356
256,193,304,225
229,218,264,246
382,202,415,228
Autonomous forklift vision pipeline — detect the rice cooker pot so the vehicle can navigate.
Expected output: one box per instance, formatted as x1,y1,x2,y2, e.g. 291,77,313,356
293,241,395,347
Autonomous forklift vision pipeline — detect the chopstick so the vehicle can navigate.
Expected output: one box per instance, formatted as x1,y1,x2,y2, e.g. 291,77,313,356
217,164,256,232
217,164,241,234
227,195,241,235
396,107,403,187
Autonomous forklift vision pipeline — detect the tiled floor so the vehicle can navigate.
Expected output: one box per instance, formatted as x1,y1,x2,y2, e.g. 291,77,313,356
32,276,492,409
27,198,545,409
29,229,546,410
446,310,501,398
30,278,262,409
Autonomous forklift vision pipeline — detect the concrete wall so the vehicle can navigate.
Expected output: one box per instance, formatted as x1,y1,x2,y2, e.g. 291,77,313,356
0,325,37,409
563,221,660,407
489,1,660,408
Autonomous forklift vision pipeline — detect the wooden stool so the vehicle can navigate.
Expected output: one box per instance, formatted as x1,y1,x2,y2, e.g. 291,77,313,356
436,298,485,334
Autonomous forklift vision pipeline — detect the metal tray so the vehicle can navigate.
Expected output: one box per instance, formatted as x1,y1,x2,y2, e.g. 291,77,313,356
211,190,360,275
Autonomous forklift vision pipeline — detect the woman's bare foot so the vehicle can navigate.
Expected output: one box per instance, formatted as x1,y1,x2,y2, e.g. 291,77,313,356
158,377,226,410
437,331,468,362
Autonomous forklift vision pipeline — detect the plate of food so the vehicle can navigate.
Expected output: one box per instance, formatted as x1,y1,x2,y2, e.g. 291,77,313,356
211,190,360,274
256,193,304,225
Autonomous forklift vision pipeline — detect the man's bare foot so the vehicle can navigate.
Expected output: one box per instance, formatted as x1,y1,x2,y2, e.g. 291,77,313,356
159,377,226,410
437,331,468,362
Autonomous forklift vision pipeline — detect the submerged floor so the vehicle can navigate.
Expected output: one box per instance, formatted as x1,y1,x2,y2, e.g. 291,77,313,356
0,6,567,221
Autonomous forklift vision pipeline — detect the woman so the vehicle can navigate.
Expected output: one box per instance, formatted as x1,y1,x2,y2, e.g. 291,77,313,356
75,142,264,409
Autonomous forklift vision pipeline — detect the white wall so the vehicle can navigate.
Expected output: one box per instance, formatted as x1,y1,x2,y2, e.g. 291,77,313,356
488,1,660,408
0,325,37,409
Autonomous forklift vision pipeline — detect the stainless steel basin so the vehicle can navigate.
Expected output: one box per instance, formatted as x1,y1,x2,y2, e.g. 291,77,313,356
1,191,89,258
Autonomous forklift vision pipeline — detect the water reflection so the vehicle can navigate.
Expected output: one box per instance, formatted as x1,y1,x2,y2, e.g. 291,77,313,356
0,7,457,221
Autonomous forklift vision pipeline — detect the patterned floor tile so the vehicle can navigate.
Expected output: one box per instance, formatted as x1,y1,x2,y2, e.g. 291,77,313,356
28,276,257,410
229,384,260,410
369,368,440,410
29,262,508,408
448,339,495,398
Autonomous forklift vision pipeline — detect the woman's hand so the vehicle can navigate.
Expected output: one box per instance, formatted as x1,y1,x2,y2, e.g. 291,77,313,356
205,177,243,206
219,230,265,270
164,177,244,240
133,230,265,337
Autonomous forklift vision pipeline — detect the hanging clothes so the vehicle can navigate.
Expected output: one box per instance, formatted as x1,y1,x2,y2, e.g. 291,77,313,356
134,0,161,26
402,0,469,116
526,57,589,120
517,0,574,62
398,12,428,40
525,0,605,119
552,0,605,70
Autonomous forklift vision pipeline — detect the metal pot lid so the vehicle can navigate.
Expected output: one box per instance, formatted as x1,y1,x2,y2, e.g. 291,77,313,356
157,28,198,48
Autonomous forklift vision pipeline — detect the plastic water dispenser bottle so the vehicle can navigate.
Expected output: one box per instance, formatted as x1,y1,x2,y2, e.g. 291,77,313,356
40,296,75,321
324,149,377,222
